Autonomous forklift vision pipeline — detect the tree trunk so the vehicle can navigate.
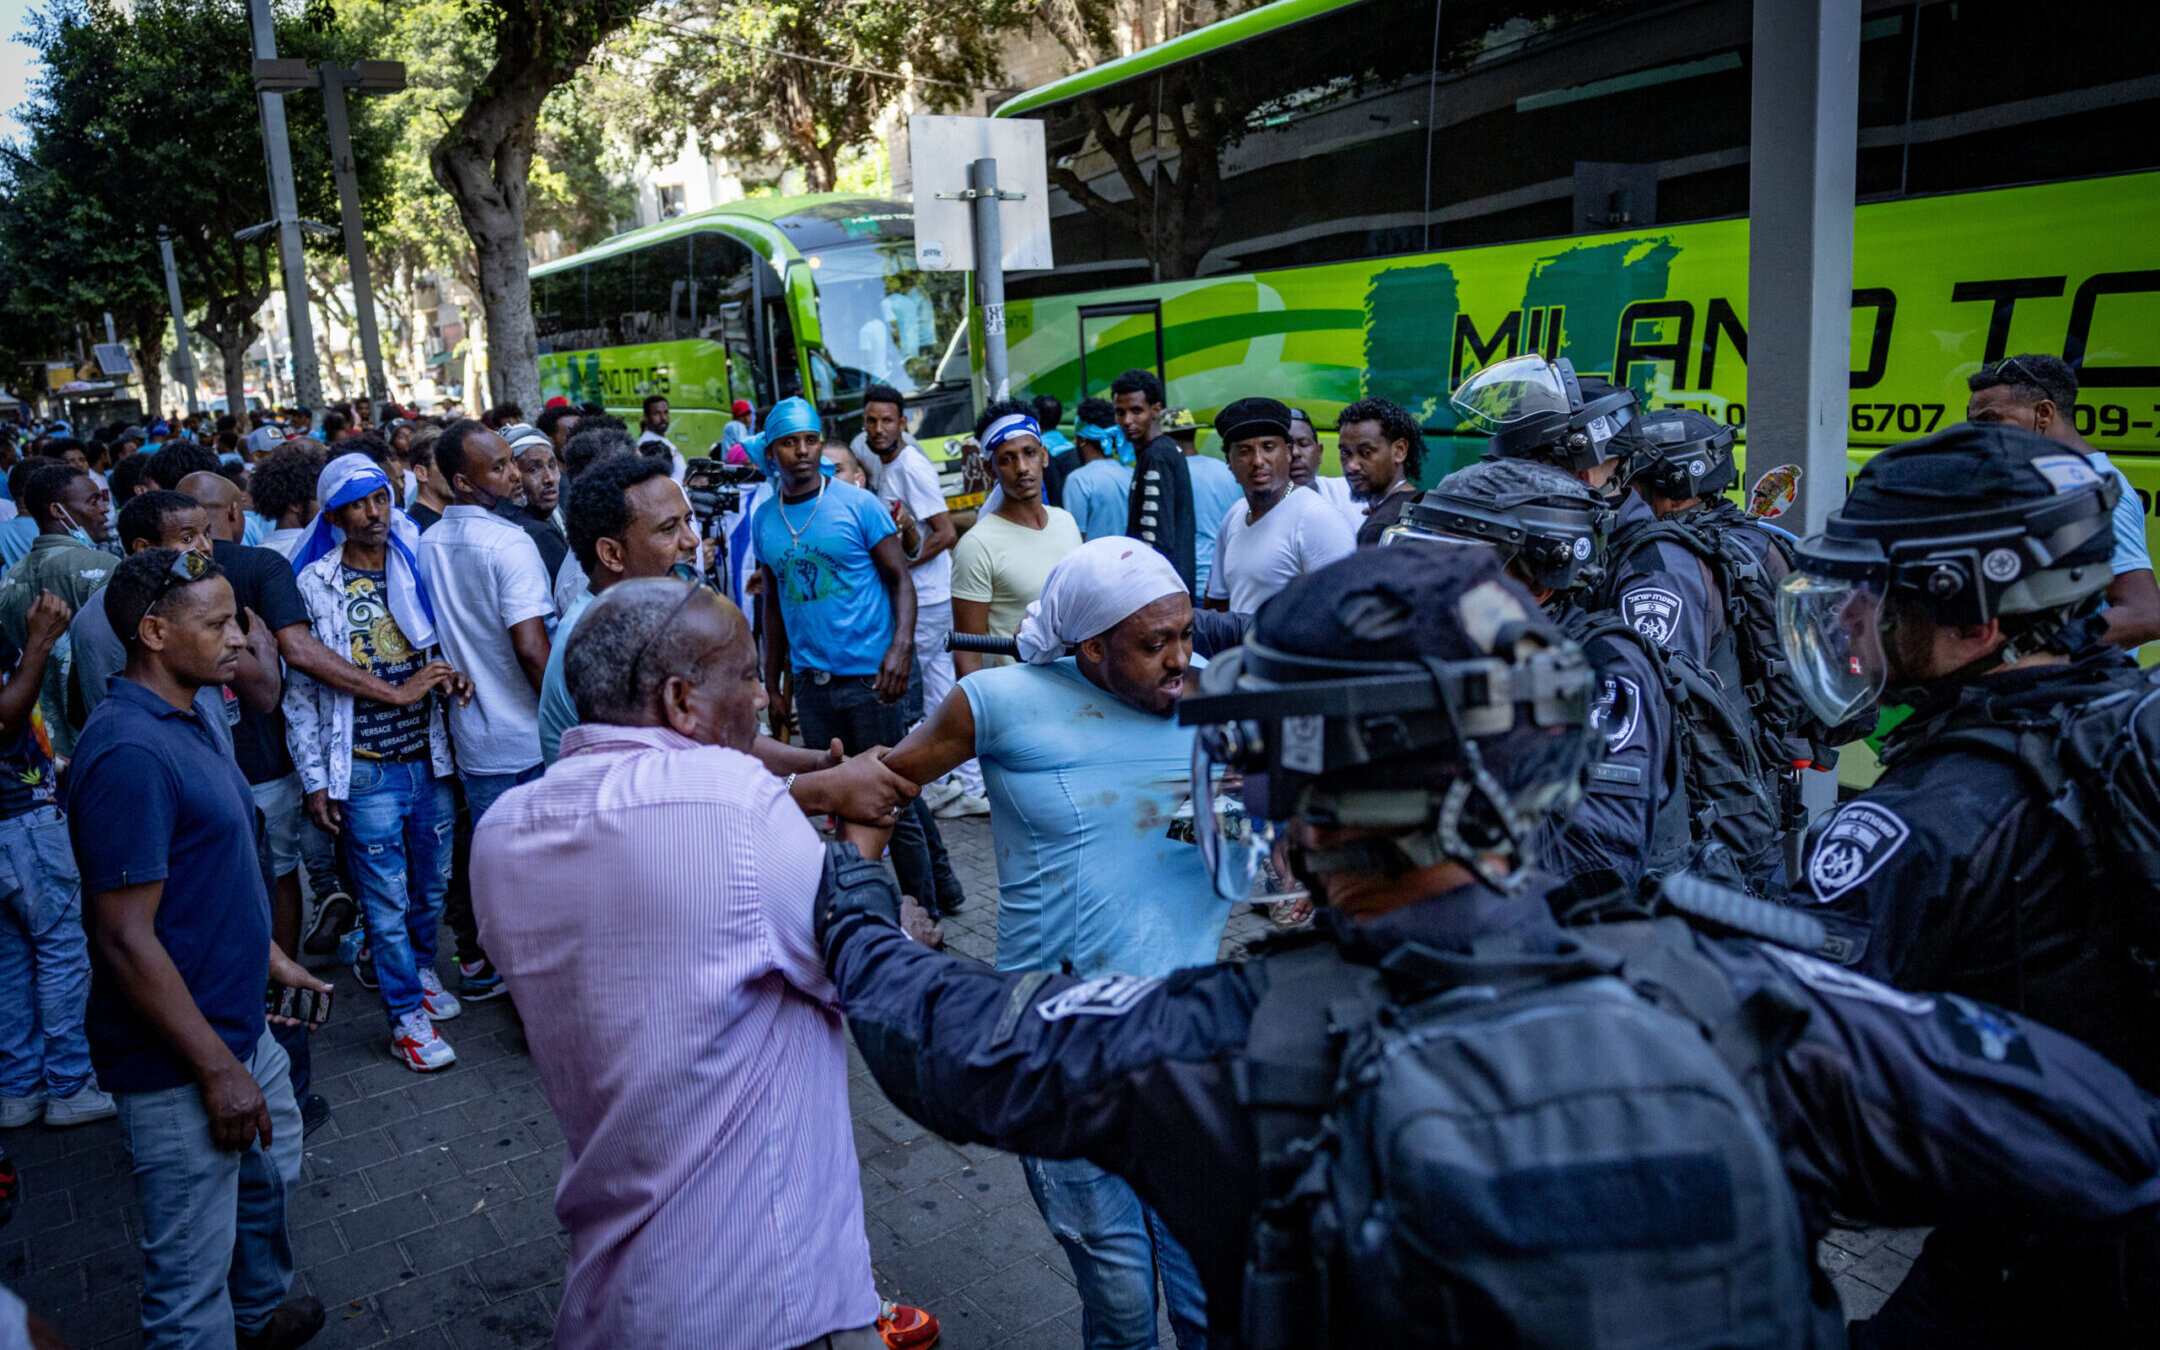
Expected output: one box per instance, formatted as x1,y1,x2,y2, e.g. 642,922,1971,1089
129,322,166,423
217,330,248,418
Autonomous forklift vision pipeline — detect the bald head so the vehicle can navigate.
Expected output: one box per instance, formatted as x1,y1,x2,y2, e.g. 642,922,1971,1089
563,580,761,749
177,471,245,542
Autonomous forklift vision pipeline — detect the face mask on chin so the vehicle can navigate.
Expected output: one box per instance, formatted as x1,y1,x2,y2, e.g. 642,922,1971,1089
57,505,96,549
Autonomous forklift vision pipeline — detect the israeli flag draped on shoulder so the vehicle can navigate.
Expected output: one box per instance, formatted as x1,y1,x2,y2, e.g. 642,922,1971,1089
289,455,437,650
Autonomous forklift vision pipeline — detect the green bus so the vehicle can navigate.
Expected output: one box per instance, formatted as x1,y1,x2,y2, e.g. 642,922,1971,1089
530,194,977,496
988,0,2160,519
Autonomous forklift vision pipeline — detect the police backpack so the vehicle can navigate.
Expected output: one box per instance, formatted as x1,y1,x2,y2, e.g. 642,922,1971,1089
1569,608,1781,891
1235,926,1816,1350
1888,659,2160,969
1601,501,1870,777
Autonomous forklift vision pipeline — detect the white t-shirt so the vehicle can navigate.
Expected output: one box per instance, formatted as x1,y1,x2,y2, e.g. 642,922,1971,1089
1205,485,1359,614
1306,474,1366,531
950,508,1083,668
640,430,686,483
416,504,557,775
873,444,952,604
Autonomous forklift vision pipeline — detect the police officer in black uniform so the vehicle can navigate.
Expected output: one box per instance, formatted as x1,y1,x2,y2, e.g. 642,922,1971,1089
1782,422,2160,1347
819,543,2160,1350
1384,459,1680,909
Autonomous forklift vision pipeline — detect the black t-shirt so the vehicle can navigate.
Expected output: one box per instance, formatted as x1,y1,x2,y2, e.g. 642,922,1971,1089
1044,447,1084,509
212,540,308,785
1356,486,1415,548
491,497,568,584
408,501,443,532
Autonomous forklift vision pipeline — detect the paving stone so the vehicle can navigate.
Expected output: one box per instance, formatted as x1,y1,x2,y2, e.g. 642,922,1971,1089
484,1190,568,1246
384,1105,473,1154
375,1267,490,1336
446,1288,556,1349
469,1235,564,1299
304,1126,400,1180
336,1191,437,1252
390,1216,495,1274
360,1141,464,1200
293,1218,347,1269
308,1239,421,1306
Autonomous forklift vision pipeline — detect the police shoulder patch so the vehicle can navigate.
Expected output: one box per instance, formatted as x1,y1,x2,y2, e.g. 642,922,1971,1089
1805,801,1911,902
1592,673,1643,755
1938,993,2040,1072
1762,946,1936,1016
1619,585,1684,645
1036,973,1163,1022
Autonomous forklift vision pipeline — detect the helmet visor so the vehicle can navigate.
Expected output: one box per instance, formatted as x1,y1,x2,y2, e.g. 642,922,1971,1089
1449,355,1573,430
1190,732,1272,902
1778,571,1888,727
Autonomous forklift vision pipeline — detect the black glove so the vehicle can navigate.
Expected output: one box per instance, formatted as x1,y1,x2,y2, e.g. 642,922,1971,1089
816,841,901,945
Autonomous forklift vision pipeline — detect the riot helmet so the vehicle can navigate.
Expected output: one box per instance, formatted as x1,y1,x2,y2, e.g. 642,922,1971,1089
1452,354,1639,474
1779,423,2117,726
1623,407,1740,501
1387,459,1612,596
1180,545,1599,900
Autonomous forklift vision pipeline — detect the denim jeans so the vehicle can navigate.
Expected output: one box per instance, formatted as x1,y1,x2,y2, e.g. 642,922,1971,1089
341,760,454,1024
116,1030,303,1349
794,675,964,914
449,765,540,967
0,805,93,1098
1023,1155,1209,1350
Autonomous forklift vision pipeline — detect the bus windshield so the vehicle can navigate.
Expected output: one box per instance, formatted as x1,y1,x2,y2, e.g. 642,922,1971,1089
808,240,965,397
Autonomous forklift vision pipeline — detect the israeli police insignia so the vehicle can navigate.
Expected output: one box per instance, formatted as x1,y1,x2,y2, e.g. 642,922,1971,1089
1591,674,1643,754
1806,802,1911,902
1620,586,1684,644
1036,974,1162,1021
1938,993,2039,1072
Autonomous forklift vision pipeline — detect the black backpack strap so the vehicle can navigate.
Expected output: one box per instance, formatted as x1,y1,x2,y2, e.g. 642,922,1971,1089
1580,918,1796,1114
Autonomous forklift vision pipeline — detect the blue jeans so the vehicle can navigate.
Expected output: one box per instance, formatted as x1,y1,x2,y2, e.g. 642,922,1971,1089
0,806,93,1098
1023,1155,1208,1350
116,1030,303,1349
460,763,542,824
794,675,964,914
342,760,454,1024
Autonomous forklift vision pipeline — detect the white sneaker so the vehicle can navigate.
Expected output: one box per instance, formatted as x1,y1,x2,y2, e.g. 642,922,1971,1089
43,1084,116,1128
391,1012,456,1072
934,791,989,820
0,1091,44,1128
919,778,963,812
417,967,463,1021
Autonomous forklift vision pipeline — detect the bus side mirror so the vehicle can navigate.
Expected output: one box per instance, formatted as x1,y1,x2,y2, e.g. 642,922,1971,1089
786,264,823,347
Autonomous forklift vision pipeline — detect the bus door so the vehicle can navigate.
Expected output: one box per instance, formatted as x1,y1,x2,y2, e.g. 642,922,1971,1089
1076,301,1165,402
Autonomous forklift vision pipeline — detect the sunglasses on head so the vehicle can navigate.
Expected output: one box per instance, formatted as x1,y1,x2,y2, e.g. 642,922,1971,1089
144,547,238,627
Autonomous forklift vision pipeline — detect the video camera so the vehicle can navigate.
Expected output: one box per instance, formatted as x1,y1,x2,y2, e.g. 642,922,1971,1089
682,456,762,524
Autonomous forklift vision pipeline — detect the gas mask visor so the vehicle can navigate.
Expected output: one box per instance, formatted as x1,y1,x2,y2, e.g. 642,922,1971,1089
1449,354,1576,431
1779,568,1889,727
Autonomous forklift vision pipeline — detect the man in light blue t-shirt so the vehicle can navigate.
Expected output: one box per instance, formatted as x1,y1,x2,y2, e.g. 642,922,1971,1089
1967,353,2160,649
885,536,1218,1348
1164,409,1244,599
1061,442,1134,545
750,397,965,917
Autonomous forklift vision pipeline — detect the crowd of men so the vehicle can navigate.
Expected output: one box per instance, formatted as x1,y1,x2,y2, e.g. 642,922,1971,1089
3,345,2160,1350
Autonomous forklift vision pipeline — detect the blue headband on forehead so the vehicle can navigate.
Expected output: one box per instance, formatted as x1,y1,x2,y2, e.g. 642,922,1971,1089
982,413,1042,456
744,396,833,479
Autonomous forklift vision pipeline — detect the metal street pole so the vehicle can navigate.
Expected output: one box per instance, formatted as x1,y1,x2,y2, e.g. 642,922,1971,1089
1748,0,1861,836
158,234,202,415
319,65,388,415
967,157,1010,403
247,0,321,414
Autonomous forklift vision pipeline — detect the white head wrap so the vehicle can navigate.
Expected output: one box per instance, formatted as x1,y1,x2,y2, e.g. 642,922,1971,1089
1014,535,1188,664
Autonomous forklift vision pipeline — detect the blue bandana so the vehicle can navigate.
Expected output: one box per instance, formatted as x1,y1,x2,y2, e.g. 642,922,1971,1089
743,396,834,480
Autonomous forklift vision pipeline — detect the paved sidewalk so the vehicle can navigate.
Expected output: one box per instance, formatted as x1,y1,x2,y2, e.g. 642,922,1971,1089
3,815,1912,1346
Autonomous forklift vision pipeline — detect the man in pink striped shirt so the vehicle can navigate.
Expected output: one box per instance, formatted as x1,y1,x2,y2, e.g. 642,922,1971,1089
471,579,935,1350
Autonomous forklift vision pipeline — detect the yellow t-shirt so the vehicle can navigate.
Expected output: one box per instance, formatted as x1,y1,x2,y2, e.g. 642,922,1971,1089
950,507,1084,667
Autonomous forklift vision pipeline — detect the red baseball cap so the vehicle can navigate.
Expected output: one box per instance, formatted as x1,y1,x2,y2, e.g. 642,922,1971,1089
544,395,571,409
731,400,752,416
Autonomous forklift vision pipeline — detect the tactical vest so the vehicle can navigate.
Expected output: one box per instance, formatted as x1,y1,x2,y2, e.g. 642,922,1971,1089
1887,659,2160,975
1563,606,1782,890
1233,920,1818,1350
1600,503,1867,825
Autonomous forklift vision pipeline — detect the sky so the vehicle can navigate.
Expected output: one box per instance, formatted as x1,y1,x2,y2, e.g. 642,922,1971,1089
0,0,39,147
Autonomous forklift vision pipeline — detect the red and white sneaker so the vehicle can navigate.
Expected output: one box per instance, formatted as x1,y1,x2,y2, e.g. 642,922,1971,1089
390,1012,456,1072
877,1301,939,1348
418,967,462,1021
